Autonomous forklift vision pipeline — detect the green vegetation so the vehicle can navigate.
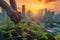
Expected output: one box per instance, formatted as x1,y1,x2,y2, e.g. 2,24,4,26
54,34,60,40
0,19,60,40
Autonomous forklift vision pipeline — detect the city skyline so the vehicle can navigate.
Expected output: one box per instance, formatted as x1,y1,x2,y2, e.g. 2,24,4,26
1,0,60,15
16,0,60,14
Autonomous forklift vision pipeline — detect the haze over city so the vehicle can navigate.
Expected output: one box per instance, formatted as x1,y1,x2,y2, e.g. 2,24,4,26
16,0,60,14
4,0,60,15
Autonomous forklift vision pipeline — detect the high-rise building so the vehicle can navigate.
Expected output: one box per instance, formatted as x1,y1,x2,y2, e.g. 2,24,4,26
38,9,43,21
21,6,32,22
44,8,55,23
22,5,25,17
26,10,32,17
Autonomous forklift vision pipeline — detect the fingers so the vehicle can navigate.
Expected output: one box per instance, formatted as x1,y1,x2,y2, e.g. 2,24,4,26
15,14,20,23
11,12,21,23
7,8,21,23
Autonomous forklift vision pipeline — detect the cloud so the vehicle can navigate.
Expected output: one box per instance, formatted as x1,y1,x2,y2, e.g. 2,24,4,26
38,0,56,3
45,0,56,3
38,0,41,2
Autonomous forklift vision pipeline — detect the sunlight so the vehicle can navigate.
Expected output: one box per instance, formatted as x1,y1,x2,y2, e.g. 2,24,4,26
29,3,47,15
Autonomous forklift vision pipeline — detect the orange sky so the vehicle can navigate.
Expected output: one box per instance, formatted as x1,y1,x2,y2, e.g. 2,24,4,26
15,0,60,14
2,0,60,14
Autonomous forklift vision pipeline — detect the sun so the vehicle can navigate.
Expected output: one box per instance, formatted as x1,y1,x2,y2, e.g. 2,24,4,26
28,3,47,15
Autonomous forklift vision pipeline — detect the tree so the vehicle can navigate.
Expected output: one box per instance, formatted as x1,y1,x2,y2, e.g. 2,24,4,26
0,0,21,23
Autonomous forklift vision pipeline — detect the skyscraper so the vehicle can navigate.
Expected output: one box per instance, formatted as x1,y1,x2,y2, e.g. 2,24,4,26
22,5,25,17
26,10,32,17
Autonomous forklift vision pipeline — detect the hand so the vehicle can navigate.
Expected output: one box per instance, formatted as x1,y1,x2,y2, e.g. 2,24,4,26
0,0,21,23
7,8,21,23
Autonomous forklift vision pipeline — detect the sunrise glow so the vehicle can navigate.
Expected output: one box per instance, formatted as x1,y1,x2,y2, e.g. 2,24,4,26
16,0,59,15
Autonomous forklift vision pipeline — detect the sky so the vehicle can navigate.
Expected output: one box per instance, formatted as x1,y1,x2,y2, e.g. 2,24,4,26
0,0,60,14
15,0,60,14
